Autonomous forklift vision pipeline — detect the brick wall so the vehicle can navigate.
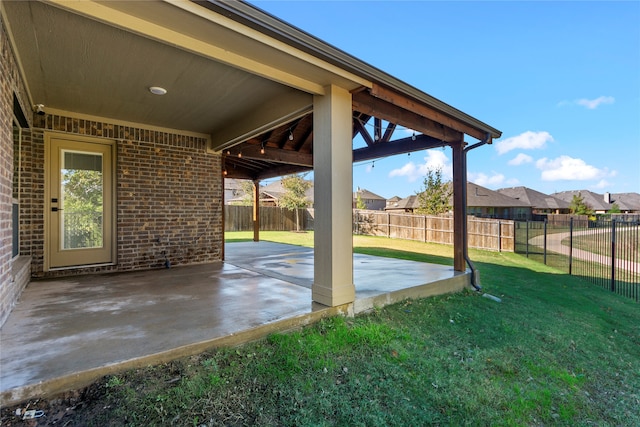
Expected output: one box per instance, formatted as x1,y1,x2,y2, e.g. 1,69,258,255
1,16,33,326
0,19,12,325
30,114,223,276
2,12,223,325
17,129,44,273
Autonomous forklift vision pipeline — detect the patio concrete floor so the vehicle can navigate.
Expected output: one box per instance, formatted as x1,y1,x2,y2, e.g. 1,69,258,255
0,241,467,405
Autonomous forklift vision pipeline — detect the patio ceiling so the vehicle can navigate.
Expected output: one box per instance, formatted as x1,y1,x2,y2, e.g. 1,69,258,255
2,0,501,182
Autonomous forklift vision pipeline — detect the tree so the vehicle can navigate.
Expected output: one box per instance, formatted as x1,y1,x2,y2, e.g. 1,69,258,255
279,174,311,232
569,193,594,216
61,168,103,248
415,167,452,215
238,180,255,206
355,191,367,210
609,203,621,214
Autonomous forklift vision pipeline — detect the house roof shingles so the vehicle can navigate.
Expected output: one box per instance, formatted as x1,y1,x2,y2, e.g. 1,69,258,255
387,183,532,211
552,190,640,212
497,186,570,210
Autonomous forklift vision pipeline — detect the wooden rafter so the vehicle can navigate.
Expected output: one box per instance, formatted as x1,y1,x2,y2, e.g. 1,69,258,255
353,115,375,146
370,84,490,142
233,144,313,167
381,122,396,143
353,90,463,143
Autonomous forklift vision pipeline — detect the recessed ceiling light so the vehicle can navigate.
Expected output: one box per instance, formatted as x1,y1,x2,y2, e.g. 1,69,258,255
149,86,167,95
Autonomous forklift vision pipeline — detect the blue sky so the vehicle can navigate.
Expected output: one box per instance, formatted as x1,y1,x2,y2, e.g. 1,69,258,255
251,1,640,199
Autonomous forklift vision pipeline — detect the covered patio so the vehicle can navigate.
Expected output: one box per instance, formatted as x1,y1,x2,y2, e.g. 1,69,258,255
0,241,466,406
1,0,501,406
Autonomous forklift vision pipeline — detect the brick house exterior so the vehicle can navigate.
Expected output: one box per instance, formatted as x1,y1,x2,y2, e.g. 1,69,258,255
1,18,32,325
1,17,223,326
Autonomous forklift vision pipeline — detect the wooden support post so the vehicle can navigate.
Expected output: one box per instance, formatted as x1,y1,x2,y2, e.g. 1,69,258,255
452,140,466,272
221,157,226,261
253,180,260,242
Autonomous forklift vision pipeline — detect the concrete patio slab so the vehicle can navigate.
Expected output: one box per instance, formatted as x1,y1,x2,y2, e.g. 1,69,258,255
0,242,468,406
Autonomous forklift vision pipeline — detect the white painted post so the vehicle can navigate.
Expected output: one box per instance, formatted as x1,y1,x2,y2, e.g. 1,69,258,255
312,85,355,307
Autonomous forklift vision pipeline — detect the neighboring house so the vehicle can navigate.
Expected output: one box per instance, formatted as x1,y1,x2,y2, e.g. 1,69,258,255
224,178,249,205
497,186,570,217
552,190,640,214
260,179,314,207
387,183,532,220
610,193,640,213
353,188,386,210
385,195,419,212
386,196,401,209
465,183,533,220
1,0,500,323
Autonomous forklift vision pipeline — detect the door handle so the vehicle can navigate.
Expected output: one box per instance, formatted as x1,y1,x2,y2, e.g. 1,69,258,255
51,207,63,212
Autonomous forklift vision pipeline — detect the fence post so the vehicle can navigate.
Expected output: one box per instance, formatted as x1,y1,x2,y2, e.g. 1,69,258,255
498,220,502,252
525,220,529,258
423,215,427,243
543,218,548,265
387,212,391,238
569,217,573,275
611,219,616,293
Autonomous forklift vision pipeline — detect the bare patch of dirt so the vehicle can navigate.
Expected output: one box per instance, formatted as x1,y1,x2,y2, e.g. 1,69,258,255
1,382,109,426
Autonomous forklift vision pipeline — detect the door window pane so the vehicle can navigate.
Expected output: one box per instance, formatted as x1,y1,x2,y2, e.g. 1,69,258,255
61,151,104,249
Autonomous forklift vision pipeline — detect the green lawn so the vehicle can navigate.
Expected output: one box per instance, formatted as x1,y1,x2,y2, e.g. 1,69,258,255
13,232,640,426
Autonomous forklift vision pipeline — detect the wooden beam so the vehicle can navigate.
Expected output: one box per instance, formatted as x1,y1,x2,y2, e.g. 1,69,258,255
353,91,463,143
374,118,382,143
381,122,397,143
255,164,313,181
232,145,313,167
353,134,447,163
221,156,226,261
370,84,489,142
353,116,375,146
253,180,260,242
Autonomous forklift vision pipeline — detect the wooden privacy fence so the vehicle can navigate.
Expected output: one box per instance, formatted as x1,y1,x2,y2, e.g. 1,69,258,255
354,210,514,252
225,206,514,252
224,205,313,231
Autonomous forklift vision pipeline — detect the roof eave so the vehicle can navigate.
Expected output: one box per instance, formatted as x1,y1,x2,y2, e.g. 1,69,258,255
198,0,502,141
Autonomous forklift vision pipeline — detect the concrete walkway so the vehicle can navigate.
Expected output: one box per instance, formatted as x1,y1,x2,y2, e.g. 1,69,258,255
529,228,640,272
0,242,467,405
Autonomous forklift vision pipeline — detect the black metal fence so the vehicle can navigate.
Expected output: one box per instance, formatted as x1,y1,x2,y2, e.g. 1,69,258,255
515,218,639,302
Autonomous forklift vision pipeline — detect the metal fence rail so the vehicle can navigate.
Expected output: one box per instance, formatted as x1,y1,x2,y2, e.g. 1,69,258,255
515,218,639,302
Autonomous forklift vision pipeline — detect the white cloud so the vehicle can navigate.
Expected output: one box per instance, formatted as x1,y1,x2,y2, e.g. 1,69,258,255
388,150,451,183
593,179,611,189
576,96,615,109
389,162,419,181
495,131,553,155
557,96,615,109
508,153,534,166
535,155,614,181
468,172,506,188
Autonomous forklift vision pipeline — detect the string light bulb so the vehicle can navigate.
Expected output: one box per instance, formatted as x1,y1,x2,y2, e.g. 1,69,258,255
412,131,416,141
237,151,242,158
260,142,265,155
223,169,227,176
288,129,294,141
